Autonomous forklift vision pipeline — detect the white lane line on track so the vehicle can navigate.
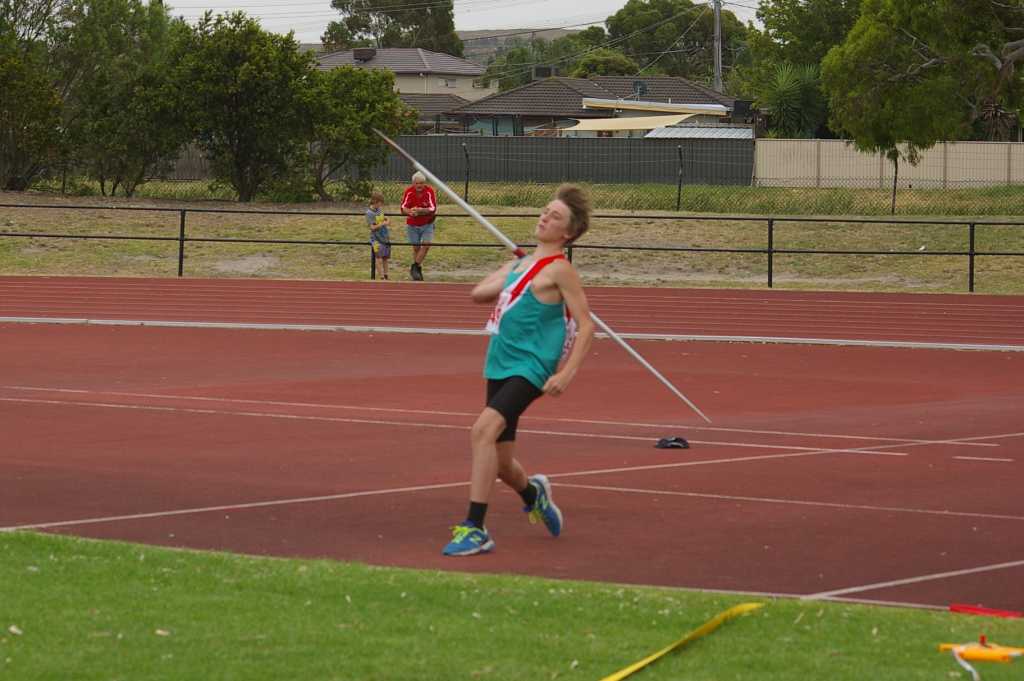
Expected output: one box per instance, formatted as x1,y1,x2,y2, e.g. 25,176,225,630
0,421,1010,532
952,456,1016,462
0,482,468,532
0,385,997,448
0,449,928,533
2,316,1022,352
0,396,910,456
554,483,1024,522
804,559,1024,600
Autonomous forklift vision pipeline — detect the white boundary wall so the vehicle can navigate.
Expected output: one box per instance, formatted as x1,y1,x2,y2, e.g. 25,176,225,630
755,139,1024,189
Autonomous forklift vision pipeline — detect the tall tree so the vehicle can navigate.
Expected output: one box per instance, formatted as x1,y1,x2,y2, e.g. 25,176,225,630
322,0,463,57
605,0,747,81
728,0,859,129
303,65,413,201
0,40,61,190
180,12,313,202
570,48,640,78
53,0,193,196
754,0,861,67
0,1,66,189
822,0,1023,149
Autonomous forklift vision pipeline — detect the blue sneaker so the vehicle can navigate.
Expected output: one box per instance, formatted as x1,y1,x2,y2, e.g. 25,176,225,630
441,522,494,556
524,474,562,537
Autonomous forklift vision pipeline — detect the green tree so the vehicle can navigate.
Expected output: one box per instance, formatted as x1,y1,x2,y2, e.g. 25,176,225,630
755,0,861,66
53,0,193,196
180,12,314,202
570,48,640,77
758,62,826,137
729,0,859,106
482,43,538,91
0,1,65,190
0,43,61,190
606,0,747,81
304,66,413,201
322,0,463,57
822,0,1023,150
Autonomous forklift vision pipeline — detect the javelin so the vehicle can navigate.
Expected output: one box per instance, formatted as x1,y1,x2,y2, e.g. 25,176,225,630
374,129,712,424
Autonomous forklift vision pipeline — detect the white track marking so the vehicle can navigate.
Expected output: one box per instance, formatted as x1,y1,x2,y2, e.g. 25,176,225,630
952,456,1015,462
2,316,1022,351
0,396,910,456
555,483,1024,522
0,423,1011,533
0,385,997,448
804,559,1024,600
0,482,468,532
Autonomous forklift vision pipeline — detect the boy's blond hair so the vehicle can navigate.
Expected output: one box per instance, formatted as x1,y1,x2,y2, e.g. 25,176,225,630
369,191,385,205
556,184,591,244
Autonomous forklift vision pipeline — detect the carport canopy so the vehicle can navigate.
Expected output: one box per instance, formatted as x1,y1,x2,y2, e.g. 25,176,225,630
561,113,695,131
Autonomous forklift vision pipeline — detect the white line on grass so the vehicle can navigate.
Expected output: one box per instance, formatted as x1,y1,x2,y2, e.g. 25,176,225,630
803,559,1024,600
0,384,997,448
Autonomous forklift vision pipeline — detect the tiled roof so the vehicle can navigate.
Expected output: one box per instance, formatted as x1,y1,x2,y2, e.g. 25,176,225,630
591,76,735,108
399,94,469,119
451,75,734,117
450,78,613,117
317,48,484,76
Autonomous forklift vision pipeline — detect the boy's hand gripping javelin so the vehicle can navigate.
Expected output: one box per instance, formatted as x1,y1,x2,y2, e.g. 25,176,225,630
374,129,712,424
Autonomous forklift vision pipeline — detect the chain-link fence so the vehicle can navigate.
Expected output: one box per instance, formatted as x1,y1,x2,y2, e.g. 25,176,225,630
34,136,1024,216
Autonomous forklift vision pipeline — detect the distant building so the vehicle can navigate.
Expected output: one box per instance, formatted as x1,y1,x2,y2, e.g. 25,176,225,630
316,47,497,102
449,75,753,137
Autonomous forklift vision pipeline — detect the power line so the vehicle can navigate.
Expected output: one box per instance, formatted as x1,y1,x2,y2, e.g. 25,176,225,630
633,5,709,76
481,3,711,84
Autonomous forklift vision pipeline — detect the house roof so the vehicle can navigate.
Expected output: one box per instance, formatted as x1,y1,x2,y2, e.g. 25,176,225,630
399,94,469,120
450,75,735,118
316,48,485,76
450,78,617,117
589,76,736,108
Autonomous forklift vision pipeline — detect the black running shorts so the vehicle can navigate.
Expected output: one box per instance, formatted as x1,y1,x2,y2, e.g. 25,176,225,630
486,376,543,442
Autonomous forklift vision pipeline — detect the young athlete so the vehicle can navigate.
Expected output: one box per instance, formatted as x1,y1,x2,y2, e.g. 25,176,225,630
442,184,595,557
366,191,391,280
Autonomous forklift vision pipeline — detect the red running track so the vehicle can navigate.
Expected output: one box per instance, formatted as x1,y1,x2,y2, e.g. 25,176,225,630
1,276,1023,611
2,275,1024,348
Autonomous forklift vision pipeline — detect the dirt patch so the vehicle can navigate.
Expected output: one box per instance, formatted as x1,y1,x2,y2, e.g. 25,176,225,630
214,255,280,274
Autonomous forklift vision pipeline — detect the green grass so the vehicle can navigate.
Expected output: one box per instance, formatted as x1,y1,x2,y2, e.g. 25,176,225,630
2,190,1023,292
2,532,1022,681
28,176,1024,216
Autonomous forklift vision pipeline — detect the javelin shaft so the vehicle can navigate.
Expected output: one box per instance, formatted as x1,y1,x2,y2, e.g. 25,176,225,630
589,312,711,423
375,129,711,424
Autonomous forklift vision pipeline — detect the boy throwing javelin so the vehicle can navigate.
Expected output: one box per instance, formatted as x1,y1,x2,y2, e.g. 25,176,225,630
442,185,595,557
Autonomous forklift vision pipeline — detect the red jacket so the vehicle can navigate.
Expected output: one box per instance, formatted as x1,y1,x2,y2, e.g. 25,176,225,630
401,185,437,226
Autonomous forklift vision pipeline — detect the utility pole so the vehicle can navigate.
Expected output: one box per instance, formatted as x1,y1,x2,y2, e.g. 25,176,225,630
712,0,723,92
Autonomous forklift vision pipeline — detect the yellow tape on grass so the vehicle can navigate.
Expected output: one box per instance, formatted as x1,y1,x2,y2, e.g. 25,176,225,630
599,602,764,681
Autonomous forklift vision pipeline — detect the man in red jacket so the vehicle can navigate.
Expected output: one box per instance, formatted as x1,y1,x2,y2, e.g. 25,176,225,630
400,172,437,281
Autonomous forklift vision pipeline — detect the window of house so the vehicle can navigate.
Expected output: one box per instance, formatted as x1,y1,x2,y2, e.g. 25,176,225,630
438,78,456,88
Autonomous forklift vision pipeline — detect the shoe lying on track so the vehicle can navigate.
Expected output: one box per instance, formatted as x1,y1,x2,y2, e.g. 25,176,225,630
524,474,562,537
441,521,494,556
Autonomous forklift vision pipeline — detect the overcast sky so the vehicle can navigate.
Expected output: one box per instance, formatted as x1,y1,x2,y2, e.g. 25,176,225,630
165,1,760,44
